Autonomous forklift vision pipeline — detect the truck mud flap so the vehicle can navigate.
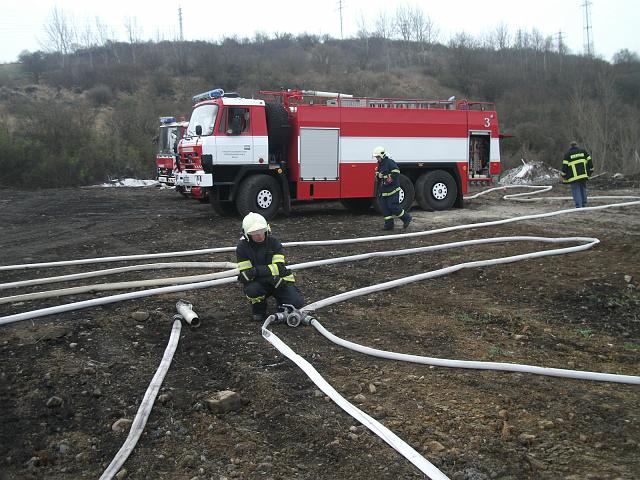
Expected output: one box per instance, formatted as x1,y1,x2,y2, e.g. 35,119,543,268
278,174,292,215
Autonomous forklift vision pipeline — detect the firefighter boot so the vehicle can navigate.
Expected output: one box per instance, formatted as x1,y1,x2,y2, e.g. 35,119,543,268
383,218,395,231
251,302,267,322
401,212,412,229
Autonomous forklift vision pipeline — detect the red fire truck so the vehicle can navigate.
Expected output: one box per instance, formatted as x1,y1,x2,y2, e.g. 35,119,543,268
176,88,501,219
155,116,188,187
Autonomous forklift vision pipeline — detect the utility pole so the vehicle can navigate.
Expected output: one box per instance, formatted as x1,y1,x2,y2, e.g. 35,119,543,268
337,0,344,40
581,0,594,56
178,6,184,41
556,30,566,55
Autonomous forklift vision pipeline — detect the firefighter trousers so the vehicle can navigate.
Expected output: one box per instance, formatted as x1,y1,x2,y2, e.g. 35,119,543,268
569,180,588,208
243,278,304,316
379,191,411,230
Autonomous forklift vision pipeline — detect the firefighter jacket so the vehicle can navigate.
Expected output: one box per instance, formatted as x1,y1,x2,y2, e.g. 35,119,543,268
375,155,401,197
562,146,593,183
235,235,295,285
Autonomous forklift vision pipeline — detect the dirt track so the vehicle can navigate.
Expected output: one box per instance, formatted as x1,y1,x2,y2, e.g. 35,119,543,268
1,182,639,480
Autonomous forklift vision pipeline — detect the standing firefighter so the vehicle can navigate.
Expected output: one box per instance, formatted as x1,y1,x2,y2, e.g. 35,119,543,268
373,146,412,230
236,213,304,322
562,141,594,208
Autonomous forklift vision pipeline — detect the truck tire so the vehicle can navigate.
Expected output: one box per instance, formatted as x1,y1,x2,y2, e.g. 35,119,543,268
372,174,415,214
176,186,189,198
340,198,373,213
415,170,457,211
209,188,237,216
235,174,282,220
265,103,290,154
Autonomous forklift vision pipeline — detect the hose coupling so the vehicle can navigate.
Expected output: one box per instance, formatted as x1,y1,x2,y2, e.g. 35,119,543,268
300,312,316,326
271,304,294,325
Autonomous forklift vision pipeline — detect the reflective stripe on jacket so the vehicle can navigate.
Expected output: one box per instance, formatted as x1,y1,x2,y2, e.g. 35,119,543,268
235,236,295,283
562,147,593,183
375,156,401,196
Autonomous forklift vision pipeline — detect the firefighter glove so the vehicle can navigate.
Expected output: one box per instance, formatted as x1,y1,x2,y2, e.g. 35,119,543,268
240,267,257,282
277,264,292,277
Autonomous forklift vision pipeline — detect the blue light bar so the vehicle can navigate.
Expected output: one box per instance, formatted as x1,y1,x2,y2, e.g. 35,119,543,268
192,88,225,104
160,116,176,124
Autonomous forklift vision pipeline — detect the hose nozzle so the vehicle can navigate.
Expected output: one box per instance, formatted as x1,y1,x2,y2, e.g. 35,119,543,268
176,300,200,328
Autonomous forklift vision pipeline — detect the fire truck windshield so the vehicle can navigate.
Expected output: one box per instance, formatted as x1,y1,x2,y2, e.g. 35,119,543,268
187,104,218,137
158,126,176,154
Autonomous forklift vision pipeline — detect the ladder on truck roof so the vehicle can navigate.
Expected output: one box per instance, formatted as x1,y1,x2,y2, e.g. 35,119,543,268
260,89,494,111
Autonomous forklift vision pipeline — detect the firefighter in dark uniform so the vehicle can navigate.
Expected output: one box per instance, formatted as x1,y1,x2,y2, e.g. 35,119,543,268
373,146,412,230
236,212,304,321
562,141,594,208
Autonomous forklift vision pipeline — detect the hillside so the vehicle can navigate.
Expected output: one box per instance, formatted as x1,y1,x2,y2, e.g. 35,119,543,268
0,35,639,188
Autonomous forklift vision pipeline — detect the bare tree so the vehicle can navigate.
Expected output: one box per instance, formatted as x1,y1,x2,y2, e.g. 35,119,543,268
373,11,393,39
94,16,113,46
124,16,142,63
394,5,412,41
356,13,369,39
569,71,618,172
493,22,510,50
529,28,545,52
513,28,529,50
78,20,97,68
354,14,374,69
78,21,95,49
42,6,76,66
411,9,438,45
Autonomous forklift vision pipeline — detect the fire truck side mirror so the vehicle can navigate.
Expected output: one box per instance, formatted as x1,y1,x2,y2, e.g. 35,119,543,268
195,125,202,136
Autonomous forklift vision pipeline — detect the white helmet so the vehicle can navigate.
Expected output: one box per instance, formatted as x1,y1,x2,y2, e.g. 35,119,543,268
242,212,270,239
372,146,386,158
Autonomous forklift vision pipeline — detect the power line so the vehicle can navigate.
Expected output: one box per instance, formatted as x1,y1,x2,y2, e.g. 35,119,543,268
178,6,183,42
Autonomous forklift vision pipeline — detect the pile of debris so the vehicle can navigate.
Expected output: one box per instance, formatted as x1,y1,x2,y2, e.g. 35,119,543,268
590,172,640,189
86,179,160,188
498,160,561,186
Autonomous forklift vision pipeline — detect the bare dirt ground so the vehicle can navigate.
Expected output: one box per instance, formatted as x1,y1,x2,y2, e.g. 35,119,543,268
1,179,639,480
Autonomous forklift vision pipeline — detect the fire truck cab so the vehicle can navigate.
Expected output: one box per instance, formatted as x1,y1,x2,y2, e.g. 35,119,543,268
177,88,501,219
155,116,188,186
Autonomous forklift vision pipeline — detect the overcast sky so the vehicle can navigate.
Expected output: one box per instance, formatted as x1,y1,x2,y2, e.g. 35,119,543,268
1,0,638,64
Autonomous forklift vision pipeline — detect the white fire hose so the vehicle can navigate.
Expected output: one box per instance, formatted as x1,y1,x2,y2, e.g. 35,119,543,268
0,262,236,291
100,300,199,479
0,269,239,305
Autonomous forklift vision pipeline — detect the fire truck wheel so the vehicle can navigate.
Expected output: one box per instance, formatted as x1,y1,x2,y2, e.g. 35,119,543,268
372,174,415,214
209,188,237,216
340,198,373,213
236,174,282,220
415,170,457,211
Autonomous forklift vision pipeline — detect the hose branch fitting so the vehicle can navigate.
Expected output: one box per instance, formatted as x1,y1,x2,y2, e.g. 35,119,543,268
271,304,316,327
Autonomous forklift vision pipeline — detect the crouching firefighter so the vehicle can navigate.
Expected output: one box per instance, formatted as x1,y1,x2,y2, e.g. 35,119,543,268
373,146,412,231
236,212,304,322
